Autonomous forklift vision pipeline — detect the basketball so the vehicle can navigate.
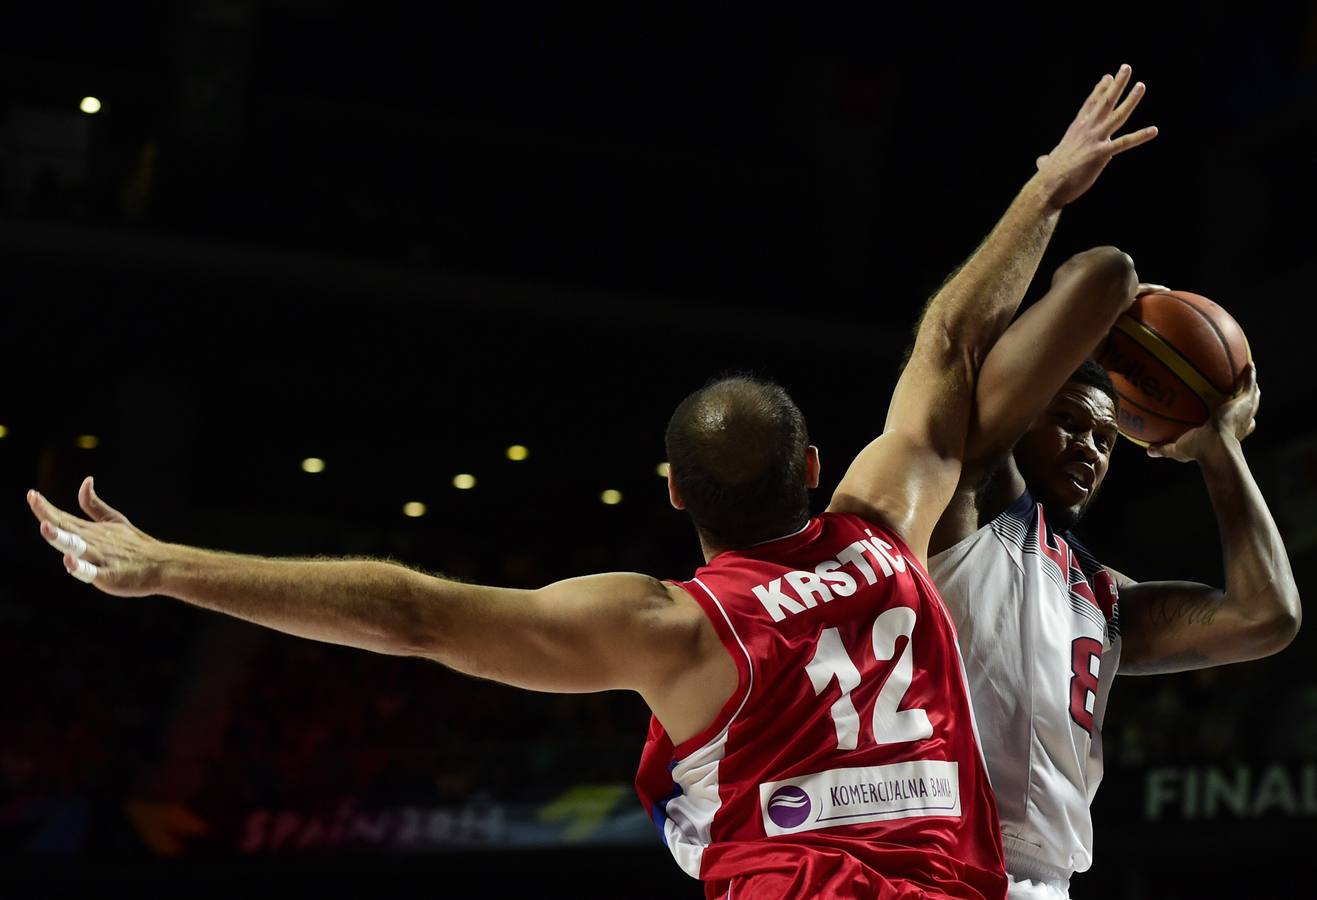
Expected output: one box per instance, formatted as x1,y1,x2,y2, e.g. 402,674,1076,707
1095,290,1251,446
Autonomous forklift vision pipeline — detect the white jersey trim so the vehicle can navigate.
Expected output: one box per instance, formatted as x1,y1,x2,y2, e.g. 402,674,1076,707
742,519,812,548
691,577,756,721
656,577,756,878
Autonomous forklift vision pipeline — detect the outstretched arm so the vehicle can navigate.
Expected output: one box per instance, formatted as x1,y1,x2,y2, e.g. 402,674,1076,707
28,478,733,738
829,65,1157,560
1116,367,1301,674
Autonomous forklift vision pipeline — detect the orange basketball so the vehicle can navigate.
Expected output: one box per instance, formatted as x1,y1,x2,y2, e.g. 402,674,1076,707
1095,290,1250,446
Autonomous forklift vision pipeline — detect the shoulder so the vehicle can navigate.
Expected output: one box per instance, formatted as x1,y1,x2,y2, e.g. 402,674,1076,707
823,495,902,543
1061,530,1113,581
933,458,1033,554
651,579,735,656
1101,564,1137,590
929,489,980,556
929,490,1034,581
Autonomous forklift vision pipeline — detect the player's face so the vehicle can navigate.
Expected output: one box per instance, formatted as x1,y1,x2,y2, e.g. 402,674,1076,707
1013,382,1119,530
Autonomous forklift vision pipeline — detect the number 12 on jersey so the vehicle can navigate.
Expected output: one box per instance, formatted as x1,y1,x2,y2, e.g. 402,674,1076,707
805,606,933,750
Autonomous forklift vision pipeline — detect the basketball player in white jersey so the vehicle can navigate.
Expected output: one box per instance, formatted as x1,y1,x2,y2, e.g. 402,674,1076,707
927,235,1302,894
26,66,1158,896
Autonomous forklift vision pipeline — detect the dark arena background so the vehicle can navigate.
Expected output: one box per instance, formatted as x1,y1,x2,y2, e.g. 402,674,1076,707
3,3,1316,898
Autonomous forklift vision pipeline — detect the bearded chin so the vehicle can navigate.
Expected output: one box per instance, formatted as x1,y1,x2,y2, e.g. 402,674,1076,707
1041,481,1102,532
1045,501,1082,532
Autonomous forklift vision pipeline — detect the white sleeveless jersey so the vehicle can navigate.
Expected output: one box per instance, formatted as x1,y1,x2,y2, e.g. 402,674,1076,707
928,491,1121,887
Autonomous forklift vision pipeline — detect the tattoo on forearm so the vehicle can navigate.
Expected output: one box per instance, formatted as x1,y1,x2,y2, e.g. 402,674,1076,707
1140,594,1223,627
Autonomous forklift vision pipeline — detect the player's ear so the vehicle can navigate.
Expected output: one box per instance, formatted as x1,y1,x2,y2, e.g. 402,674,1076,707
668,470,685,510
805,445,821,489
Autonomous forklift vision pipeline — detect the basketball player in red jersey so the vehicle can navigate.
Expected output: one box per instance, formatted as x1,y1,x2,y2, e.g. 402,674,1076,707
928,222,1301,896
28,67,1156,898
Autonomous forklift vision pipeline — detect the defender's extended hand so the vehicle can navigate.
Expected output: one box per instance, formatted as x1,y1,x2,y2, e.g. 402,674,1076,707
1036,64,1159,209
27,476,169,597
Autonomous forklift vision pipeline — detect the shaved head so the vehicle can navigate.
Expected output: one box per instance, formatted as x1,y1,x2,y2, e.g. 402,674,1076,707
665,376,811,548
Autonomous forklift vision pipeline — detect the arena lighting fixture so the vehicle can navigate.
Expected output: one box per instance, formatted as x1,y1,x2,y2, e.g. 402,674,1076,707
601,489,623,505
300,458,326,474
403,501,427,518
79,97,101,114
655,462,670,478
505,445,529,461
452,474,476,490
75,434,99,449
0,424,8,439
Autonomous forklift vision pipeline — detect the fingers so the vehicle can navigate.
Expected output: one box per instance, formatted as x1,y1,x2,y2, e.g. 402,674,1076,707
1102,64,1133,115
30,489,109,581
1106,79,1146,132
65,554,100,584
1146,441,1187,462
43,521,87,557
1242,362,1261,417
41,519,106,565
1136,283,1170,296
1230,361,1260,406
1237,361,1258,393
1108,125,1159,156
27,490,92,535
1090,65,1156,154
79,476,128,524
1080,72,1115,116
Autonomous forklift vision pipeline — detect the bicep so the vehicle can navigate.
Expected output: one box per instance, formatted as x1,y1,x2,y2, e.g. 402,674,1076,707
424,573,703,695
1116,575,1276,675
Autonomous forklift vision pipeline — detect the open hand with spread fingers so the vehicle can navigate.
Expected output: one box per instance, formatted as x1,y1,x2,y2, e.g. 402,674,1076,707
1037,63,1159,209
28,476,173,597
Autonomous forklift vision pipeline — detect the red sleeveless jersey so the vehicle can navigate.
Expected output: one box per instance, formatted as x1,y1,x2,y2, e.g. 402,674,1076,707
636,512,1006,899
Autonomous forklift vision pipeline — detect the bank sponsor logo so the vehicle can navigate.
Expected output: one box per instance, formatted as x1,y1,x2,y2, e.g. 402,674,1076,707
759,759,959,836
765,785,812,829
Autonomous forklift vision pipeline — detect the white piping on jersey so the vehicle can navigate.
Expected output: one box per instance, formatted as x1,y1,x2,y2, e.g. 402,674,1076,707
743,518,812,549
691,577,756,718
907,562,992,777
656,577,757,879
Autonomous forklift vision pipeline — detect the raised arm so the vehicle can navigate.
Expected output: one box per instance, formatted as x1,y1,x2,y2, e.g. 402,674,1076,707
828,65,1157,561
963,248,1142,473
926,251,1145,552
1115,367,1302,674
28,478,734,741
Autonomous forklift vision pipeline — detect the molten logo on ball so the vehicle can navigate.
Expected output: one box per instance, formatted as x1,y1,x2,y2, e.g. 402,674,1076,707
1098,290,1250,446
1100,341,1181,410
767,785,812,829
